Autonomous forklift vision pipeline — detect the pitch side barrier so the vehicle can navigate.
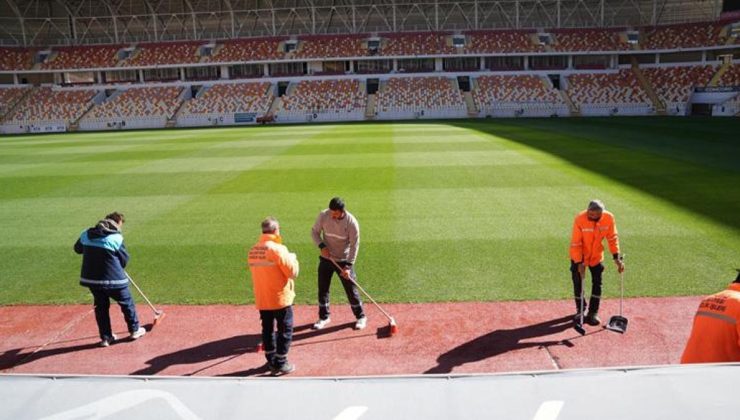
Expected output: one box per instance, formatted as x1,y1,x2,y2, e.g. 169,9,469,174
1,363,739,420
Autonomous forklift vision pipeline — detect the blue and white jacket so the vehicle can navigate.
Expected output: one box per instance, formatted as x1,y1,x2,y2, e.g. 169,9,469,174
73,219,129,289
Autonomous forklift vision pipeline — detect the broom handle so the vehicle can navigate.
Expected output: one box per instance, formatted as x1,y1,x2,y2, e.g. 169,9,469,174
126,272,160,314
618,254,626,317
327,257,394,322
619,271,624,317
580,268,585,326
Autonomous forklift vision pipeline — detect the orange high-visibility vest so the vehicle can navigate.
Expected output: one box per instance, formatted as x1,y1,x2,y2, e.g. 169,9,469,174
247,234,299,310
681,283,740,364
569,210,620,267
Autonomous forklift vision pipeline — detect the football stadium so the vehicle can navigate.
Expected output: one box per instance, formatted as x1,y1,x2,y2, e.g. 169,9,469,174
0,0,739,418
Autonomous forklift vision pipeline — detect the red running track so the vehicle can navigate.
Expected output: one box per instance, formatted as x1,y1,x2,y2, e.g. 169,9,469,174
0,297,699,377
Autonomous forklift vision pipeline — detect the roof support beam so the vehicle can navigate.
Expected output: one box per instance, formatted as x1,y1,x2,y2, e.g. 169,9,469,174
5,0,27,46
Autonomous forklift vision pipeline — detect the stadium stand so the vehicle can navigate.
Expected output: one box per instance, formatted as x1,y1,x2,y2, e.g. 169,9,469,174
183,83,272,114
567,70,652,115
6,87,96,126
375,77,466,119
472,75,569,117
464,30,543,53
278,79,366,122
550,28,629,52
177,82,273,127
79,86,183,130
294,35,368,59
641,21,728,49
205,38,285,63
380,32,451,56
0,47,35,71
717,64,740,86
0,87,30,117
123,42,202,66
42,45,122,70
1,17,738,130
642,65,716,114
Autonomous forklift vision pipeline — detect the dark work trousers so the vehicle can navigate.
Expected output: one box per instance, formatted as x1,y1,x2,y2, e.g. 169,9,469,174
570,261,604,314
260,306,294,367
317,256,365,321
90,287,140,340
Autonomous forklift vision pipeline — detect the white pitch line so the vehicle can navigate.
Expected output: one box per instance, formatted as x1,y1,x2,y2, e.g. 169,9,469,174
532,401,565,420
332,406,369,420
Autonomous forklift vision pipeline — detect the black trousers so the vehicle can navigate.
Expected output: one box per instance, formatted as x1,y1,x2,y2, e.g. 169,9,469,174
90,287,140,339
570,261,604,314
260,306,293,367
317,257,365,320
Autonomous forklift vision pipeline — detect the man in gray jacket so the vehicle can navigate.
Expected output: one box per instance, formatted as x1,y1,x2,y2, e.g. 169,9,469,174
311,197,367,330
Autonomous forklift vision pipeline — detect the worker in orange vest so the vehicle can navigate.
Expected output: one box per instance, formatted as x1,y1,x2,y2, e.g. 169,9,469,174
681,270,740,364
247,217,300,376
569,200,624,326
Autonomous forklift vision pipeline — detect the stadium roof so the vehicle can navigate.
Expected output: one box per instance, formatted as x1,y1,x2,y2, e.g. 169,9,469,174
0,0,725,47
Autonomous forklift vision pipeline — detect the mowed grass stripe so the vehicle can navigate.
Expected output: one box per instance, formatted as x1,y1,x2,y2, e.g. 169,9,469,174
0,119,738,305
1,161,585,200
0,149,532,175
4,232,729,304
1,185,706,247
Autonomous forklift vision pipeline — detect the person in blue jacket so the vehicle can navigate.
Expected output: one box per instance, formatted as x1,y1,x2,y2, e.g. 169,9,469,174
74,212,146,347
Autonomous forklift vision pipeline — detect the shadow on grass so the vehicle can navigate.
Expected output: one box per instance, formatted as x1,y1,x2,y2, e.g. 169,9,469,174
455,118,740,231
424,315,573,374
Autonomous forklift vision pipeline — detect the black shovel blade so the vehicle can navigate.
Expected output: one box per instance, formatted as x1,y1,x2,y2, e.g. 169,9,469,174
573,322,586,336
605,315,628,334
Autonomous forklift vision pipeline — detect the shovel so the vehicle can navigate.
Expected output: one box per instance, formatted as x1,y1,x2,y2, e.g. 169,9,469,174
605,270,628,334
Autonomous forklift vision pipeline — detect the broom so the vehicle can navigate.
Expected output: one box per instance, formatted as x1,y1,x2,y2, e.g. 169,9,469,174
126,273,166,327
328,258,398,336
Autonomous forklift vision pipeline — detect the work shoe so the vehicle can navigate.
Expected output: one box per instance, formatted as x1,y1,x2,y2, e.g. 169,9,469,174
354,316,368,330
99,334,117,347
312,318,330,330
270,363,296,376
585,312,601,326
130,327,147,340
573,312,585,324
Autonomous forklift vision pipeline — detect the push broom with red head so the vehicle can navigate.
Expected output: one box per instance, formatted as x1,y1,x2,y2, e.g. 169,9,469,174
125,273,166,328
328,258,398,336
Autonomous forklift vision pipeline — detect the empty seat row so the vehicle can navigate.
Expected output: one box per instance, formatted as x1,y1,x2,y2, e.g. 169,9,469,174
376,77,464,112
42,45,122,70
84,86,182,120
567,70,649,104
473,75,563,108
281,79,366,112
123,42,202,66
642,65,716,103
7,87,96,123
205,38,285,63
182,82,272,114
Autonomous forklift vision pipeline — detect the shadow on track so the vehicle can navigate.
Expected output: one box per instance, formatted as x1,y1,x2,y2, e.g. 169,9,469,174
425,315,575,374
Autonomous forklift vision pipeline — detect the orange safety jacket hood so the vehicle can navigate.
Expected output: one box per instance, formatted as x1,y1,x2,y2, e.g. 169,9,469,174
569,210,620,266
247,233,299,311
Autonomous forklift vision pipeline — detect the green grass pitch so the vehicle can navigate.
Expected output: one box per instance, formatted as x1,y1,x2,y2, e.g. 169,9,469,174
0,117,738,305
